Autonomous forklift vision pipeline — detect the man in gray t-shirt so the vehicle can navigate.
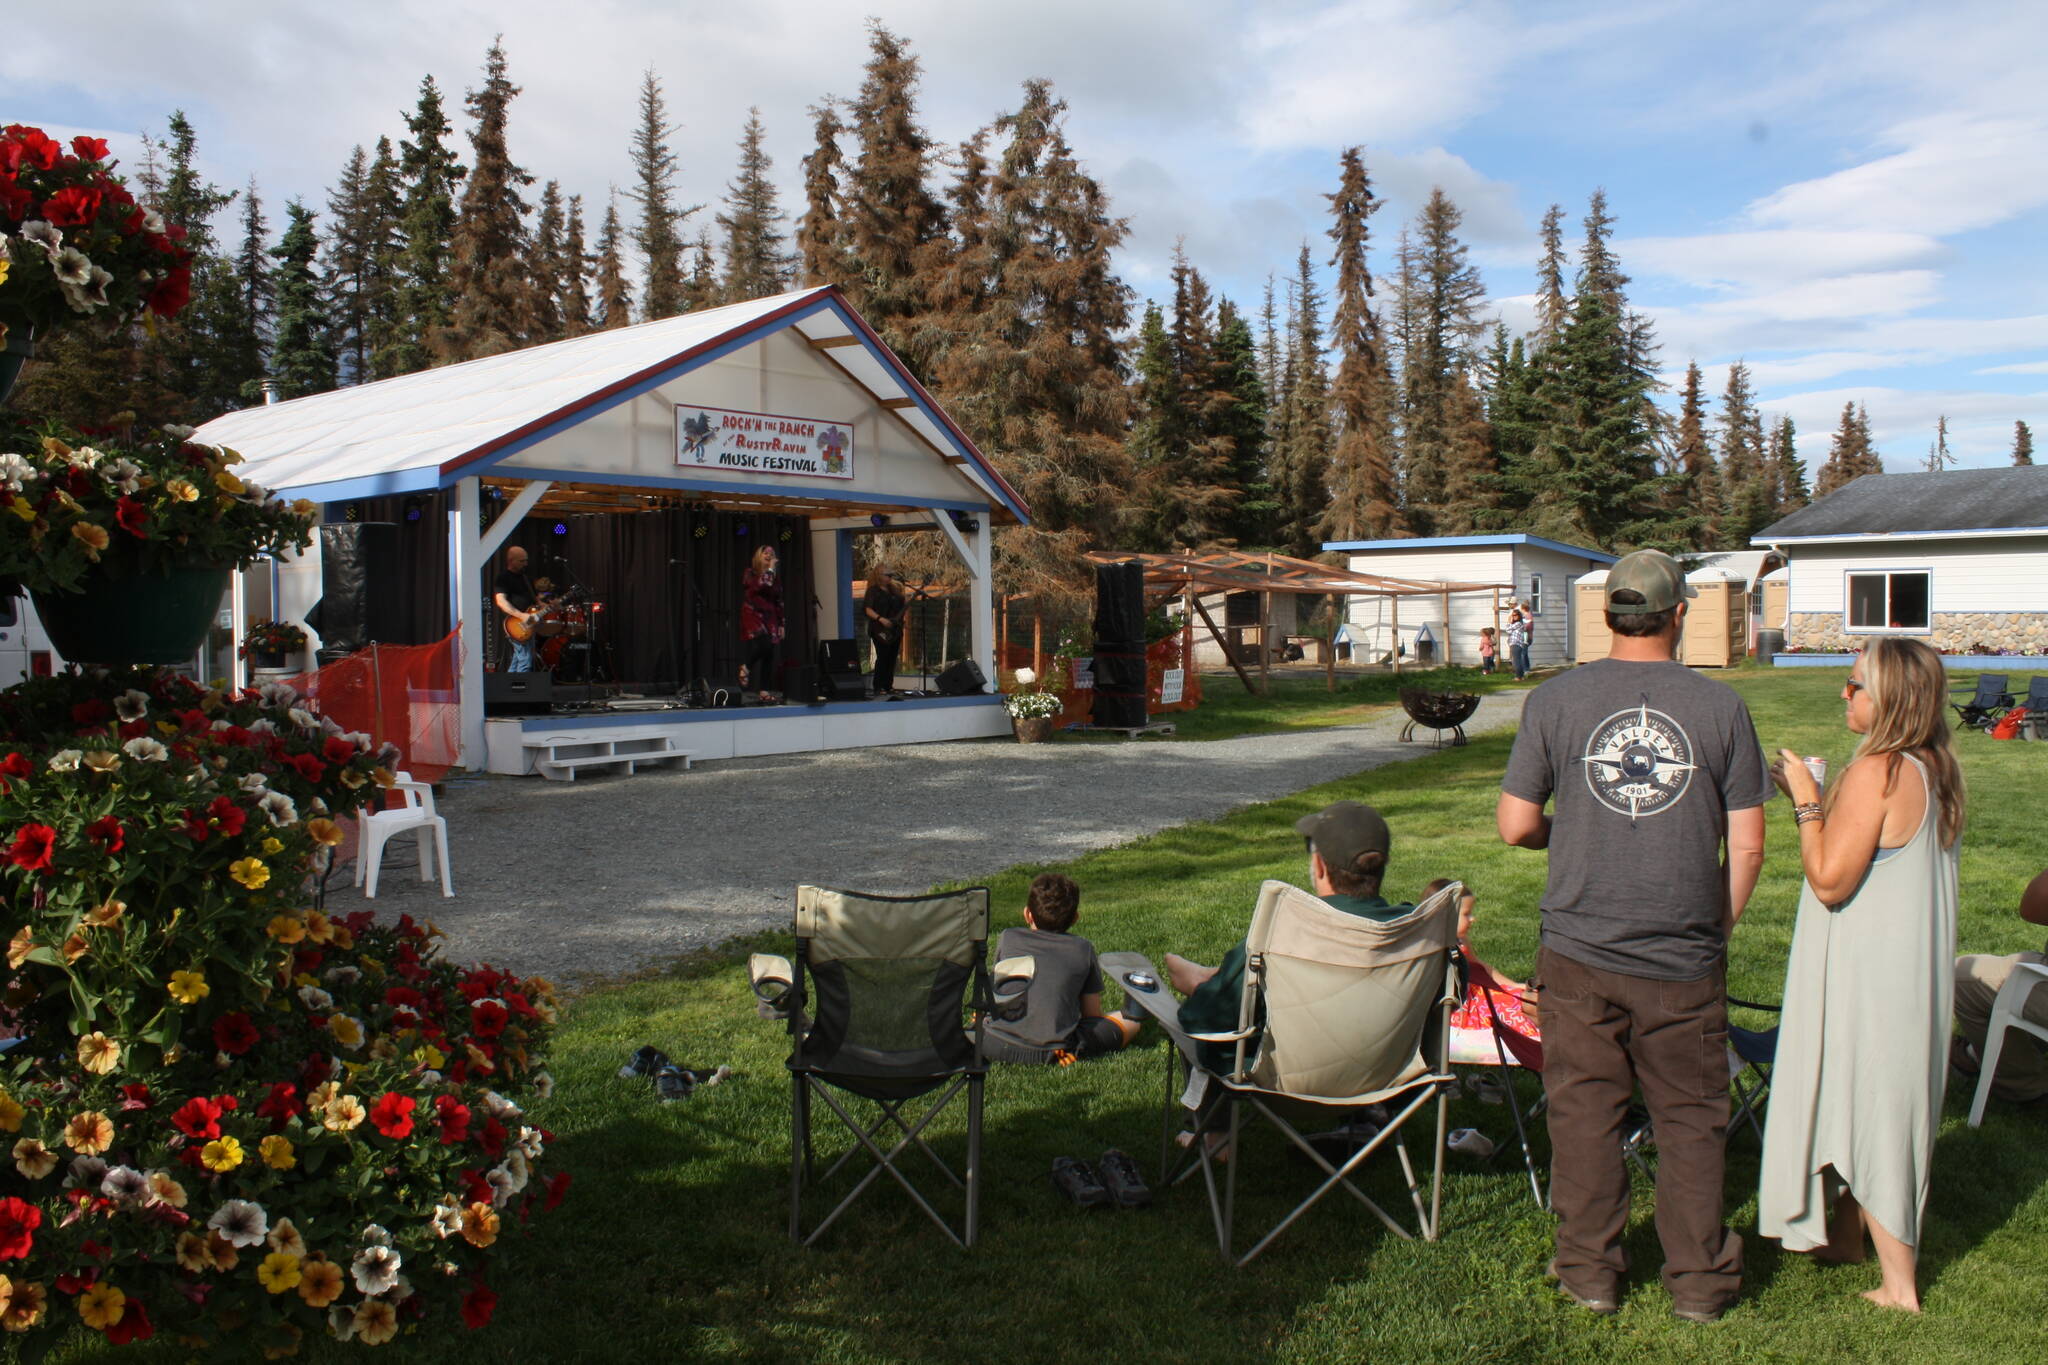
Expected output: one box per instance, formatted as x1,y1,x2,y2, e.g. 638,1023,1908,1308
1498,550,1769,1323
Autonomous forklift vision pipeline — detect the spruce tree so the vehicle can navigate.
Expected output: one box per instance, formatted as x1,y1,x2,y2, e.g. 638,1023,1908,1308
560,194,593,336
1319,146,1400,542
267,201,337,399
382,75,465,376
437,37,539,361
1765,414,1807,515
2016,419,2035,466
1925,414,1954,472
1533,203,1570,353
1481,327,1545,526
1128,299,1187,547
1272,242,1332,557
680,230,719,313
796,101,852,289
1522,289,1660,546
1134,246,1237,547
358,138,406,381
594,193,633,330
718,108,794,303
207,180,272,407
844,22,949,373
530,179,568,340
1258,276,1282,427
1717,361,1769,547
1672,360,1721,546
1394,189,1488,535
324,146,376,383
1814,401,1881,496
1215,298,1277,546
628,69,697,319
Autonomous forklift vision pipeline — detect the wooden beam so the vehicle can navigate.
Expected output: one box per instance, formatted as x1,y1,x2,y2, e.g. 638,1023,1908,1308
880,397,918,409
806,335,861,349
1193,594,1257,695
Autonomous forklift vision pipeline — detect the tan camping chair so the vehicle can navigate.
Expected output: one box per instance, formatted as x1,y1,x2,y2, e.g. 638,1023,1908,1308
1109,879,1460,1266
748,885,1032,1249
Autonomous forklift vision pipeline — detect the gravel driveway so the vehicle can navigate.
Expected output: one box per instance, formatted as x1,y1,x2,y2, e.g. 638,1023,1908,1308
351,691,1527,984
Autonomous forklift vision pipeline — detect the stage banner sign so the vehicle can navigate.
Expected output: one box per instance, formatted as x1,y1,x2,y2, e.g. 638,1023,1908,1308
675,404,855,480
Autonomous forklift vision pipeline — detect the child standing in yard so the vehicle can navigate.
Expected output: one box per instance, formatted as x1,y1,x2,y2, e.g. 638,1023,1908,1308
985,874,1141,1064
1479,627,1499,674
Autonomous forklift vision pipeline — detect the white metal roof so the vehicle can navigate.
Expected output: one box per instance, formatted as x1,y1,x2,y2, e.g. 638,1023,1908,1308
192,285,1027,520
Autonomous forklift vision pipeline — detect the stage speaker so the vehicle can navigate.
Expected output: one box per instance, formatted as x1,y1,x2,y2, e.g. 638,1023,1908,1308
305,522,405,655
935,657,988,696
484,671,554,716
816,638,866,700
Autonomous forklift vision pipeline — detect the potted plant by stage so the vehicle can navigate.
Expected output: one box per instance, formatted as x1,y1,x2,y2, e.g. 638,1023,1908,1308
1005,667,1063,743
0,124,195,405
241,619,309,670
0,420,317,664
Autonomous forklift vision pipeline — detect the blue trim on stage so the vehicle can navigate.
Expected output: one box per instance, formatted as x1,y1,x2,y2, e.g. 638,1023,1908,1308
482,465,992,514
513,694,1000,731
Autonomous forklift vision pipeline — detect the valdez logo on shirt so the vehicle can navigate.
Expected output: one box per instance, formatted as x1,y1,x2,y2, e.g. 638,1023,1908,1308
1578,701,1698,820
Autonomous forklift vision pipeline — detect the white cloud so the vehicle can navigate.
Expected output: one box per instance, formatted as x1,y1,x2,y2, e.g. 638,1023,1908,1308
1743,385,2042,472
1978,360,2048,376
1748,113,2048,237
1625,230,1942,292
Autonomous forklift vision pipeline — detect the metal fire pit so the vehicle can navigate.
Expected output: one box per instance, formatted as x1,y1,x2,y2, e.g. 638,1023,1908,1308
1398,687,1480,747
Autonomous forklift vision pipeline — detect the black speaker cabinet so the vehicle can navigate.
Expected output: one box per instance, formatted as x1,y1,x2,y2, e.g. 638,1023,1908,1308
484,671,554,716
305,522,405,654
817,638,866,700
935,657,988,696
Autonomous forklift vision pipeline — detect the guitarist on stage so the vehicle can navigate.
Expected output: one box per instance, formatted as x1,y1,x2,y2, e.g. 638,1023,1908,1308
863,562,909,696
494,545,541,673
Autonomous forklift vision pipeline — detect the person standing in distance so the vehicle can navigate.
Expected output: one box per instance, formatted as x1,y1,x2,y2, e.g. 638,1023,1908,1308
1496,549,1770,1324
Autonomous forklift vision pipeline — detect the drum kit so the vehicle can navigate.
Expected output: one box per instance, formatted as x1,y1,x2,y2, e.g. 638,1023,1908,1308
527,574,607,684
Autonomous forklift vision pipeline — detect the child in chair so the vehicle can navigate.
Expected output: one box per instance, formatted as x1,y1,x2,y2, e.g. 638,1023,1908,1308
1426,878,1539,1040
985,874,1141,1064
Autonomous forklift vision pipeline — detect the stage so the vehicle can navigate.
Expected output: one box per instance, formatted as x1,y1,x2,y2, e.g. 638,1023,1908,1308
482,693,1009,777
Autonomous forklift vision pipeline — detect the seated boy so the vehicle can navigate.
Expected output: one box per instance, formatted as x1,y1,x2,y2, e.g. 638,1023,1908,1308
985,873,1141,1065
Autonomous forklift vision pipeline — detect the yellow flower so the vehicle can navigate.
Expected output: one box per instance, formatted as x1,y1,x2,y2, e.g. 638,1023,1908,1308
78,1282,125,1331
12,1138,56,1180
328,1014,363,1050
296,1257,344,1308
412,1044,446,1071
167,970,210,1005
259,1135,296,1171
84,899,125,929
338,767,367,790
290,498,317,518
63,1110,113,1155
71,523,111,560
61,933,88,964
329,925,354,950
267,1216,306,1258
460,1201,500,1248
200,1136,244,1172
207,1233,240,1272
174,1232,213,1272
166,478,199,503
261,836,284,855
4,929,31,971
304,912,334,945
2,1278,47,1332
214,469,244,495
76,1032,121,1076
0,1091,22,1133
321,1095,365,1133
304,818,344,847
0,257,10,287
371,766,395,788
229,857,270,889
5,498,33,523
266,915,307,945
353,1298,399,1345
256,1252,301,1294
218,446,244,466
147,1170,187,1208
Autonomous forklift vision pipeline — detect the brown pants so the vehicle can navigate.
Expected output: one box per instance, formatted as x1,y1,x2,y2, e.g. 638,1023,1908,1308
1538,946,1742,1310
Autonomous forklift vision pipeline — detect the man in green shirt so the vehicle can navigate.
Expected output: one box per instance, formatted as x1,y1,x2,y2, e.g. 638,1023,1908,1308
1168,801,1415,1055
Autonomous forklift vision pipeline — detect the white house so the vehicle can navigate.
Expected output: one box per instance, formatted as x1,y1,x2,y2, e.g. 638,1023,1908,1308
1751,465,2048,657
1322,534,1614,669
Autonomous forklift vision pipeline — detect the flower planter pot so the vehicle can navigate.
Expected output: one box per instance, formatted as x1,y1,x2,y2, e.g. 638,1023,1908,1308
0,323,32,407
251,648,288,670
1012,716,1055,744
32,563,231,665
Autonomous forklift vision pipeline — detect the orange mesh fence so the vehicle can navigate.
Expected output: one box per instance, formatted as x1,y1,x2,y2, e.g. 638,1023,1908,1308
996,634,1201,728
283,633,462,786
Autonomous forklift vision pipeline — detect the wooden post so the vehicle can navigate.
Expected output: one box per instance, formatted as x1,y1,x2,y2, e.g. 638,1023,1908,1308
1442,588,1453,668
1391,592,1402,675
1260,552,1273,696
1193,595,1257,695
1326,592,1339,691
1181,587,1194,692
1033,612,1043,678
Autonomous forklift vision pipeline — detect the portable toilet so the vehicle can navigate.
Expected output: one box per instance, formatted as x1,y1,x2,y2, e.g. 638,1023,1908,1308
1757,567,1789,657
1682,568,1745,668
1574,570,1611,663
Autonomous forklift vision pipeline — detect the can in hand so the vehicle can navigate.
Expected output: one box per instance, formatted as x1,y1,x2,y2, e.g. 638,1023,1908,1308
1803,756,1828,787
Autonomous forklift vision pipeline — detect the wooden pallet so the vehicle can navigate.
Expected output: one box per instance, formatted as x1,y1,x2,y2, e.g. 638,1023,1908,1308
1073,721,1178,739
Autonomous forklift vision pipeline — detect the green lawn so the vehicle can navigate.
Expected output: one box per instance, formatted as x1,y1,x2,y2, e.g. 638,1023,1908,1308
68,668,2048,1362
1076,664,1527,742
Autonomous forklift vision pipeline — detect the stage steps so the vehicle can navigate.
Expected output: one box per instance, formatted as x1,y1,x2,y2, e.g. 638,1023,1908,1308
524,727,695,782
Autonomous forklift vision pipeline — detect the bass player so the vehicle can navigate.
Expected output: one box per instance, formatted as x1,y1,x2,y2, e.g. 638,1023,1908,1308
863,562,909,696
494,545,541,673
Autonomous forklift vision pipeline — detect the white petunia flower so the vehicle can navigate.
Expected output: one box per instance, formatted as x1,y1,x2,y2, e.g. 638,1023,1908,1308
499,1150,529,1193
104,457,144,494
239,772,269,794
51,247,92,287
260,682,300,708
114,689,151,722
297,986,334,1012
531,1071,554,1100
327,1304,357,1343
324,964,360,986
121,737,169,762
259,790,298,826
159,419,194,439
516,1125,546,1158
287,707,321,732
244,718,278,736
428,1199,463,1239
20,221,61,256
0,452,35,489
485,1167,518,1208
68,1155,110,1190
208,1198,269,1248
48,749,82,772
478,1090,522,1123
100,1165,150,1203
351,1244,402,1296
360,1223,391,1248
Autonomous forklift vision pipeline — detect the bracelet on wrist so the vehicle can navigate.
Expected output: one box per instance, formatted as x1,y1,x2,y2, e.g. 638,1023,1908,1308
1793,801,1824,826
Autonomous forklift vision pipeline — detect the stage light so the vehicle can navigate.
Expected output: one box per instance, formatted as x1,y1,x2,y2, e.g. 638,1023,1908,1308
870,514,890,528
402,494,427,523
736,523,750,536
553,522,568,536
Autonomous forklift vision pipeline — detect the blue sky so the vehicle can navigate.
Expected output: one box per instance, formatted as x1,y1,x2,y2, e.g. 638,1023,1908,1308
11,0,2044,470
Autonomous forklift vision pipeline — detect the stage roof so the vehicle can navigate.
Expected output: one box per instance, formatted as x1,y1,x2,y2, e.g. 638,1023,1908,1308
192,286,1029,524
1084,550,1508,598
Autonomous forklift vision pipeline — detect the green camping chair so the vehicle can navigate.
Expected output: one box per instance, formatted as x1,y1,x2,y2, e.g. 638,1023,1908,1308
1111,879,1461,1266
748,885,1032,1248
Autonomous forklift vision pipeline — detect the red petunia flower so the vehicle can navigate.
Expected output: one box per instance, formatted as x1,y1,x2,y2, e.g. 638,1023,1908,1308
288,752,326,782
169,1096,223,1140
476,1117,507,1161
70,697,112,727
207,796,246,838
0,752,30,781
147,264,192,317
457,1167,491,1206
369,1092,416,1140
118,1083,152,1111
469,999,510,1039
323,735,356,764
105,1295,154,1345
0,1196,42,1259
115,496,150,538
86,815,125,853
460,1283,497,1330
180,808,210,844
434,1095,471,1145
255,1081,304,1126
70,134,110,161
0,177,30,221
212,1012,259,1056
544,1170,571,1210
5,823,57,873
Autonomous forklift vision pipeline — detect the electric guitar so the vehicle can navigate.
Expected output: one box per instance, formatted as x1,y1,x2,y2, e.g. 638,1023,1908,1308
869,582,918,644
501,596,577,643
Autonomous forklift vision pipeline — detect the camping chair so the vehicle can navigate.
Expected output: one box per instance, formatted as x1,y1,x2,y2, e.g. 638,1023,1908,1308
1110,879,1461,1266
2019,676,2048,741
1725,996,1782,1146
747,885,1032,1248
1450,957,1547,1208
1967,960,2048,1127
1950,673,2015,732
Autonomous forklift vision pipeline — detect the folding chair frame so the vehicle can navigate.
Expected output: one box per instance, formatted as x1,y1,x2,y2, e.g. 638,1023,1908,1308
1725,995,1782,1147
1475,979,1548,1209
1950,674,2015,732
1967,960,2048,1128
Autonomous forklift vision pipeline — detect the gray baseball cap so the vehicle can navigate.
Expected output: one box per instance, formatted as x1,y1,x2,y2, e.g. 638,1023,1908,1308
1605,550,1696,615
1294,800,1392,868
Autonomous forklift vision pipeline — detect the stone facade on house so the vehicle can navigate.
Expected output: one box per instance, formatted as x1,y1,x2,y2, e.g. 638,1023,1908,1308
1787,611,2048,655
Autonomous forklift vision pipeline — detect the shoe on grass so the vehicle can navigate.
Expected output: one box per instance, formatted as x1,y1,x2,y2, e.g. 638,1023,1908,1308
1096,1149,1151,1208
654,1065,695,1103
1672,1300,1726,1324
1051,1157,1110,1209
619,1045,669,1080
1546,1258,1618,1316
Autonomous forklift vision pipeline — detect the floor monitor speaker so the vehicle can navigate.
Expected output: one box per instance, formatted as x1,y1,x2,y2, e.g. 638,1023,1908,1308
935,657,988,697
484,671,554,716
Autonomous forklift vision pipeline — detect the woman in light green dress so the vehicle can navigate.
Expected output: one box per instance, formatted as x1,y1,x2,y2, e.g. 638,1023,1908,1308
1760,638,1964,1312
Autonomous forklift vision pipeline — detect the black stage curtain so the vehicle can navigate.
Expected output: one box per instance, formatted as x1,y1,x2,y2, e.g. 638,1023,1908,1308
338,494,452,644
504,507,815,692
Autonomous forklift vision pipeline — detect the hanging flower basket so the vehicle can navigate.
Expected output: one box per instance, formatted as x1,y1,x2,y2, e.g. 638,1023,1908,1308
31,561,230,664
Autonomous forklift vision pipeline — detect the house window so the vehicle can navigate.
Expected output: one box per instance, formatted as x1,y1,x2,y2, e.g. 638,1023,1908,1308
1845,571,1931,632
1526,574,1543,616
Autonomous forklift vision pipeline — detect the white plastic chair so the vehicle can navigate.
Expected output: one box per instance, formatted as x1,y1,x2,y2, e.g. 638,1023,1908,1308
1968,960,2048,1126
355,771,453,899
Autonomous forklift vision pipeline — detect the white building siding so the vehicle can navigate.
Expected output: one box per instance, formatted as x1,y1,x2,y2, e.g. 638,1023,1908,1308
1342,548,1512,666
1785,536,2048,617
1516,545,1606,667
